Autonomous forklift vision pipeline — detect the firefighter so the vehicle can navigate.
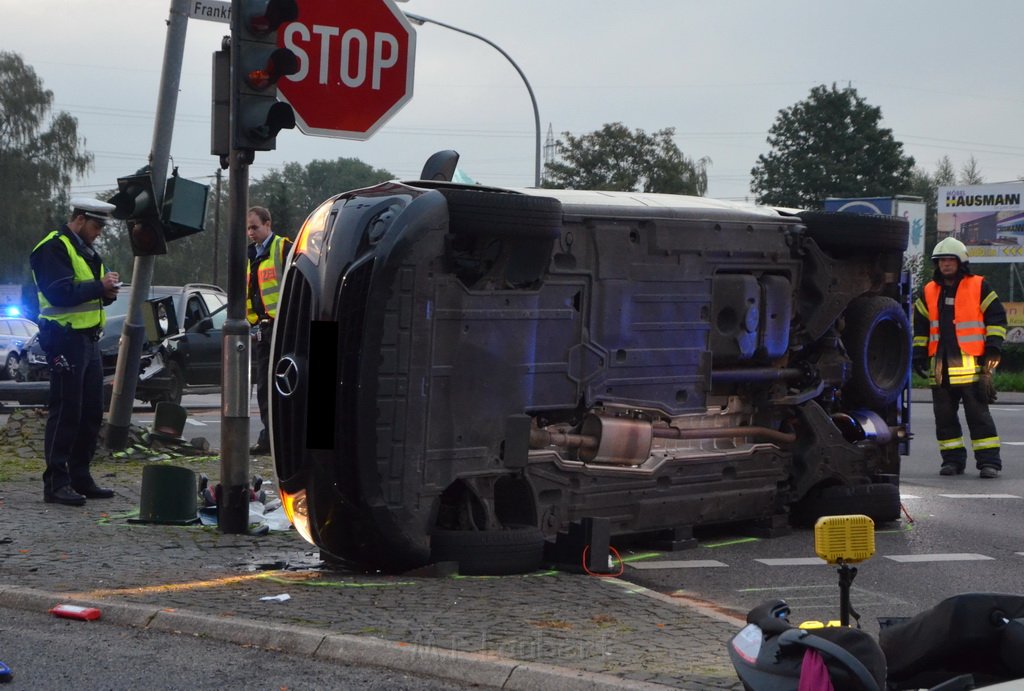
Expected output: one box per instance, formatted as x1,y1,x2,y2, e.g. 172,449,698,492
912,237,1007,478
245,206,292,455
30,197,121,505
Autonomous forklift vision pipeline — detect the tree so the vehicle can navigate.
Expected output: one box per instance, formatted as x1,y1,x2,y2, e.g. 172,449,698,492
249,157,395,234
543,122,711,195
0,52,93,284
750,84,915,208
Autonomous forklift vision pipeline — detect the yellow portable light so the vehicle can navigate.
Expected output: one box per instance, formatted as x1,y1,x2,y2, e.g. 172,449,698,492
814,514,876,565
814,514,876,626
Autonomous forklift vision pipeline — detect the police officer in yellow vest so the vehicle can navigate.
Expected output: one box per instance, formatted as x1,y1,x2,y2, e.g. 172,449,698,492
29,197,121,506
913,237,1007,478
245,206,292,455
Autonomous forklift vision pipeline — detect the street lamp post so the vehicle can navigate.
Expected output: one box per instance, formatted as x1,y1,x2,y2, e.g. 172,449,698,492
404,12,542,187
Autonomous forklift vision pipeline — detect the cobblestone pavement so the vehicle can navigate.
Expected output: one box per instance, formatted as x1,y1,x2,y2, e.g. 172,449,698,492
0,469,745,690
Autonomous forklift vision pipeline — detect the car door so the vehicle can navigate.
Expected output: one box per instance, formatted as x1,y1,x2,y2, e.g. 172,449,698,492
180,299,225,387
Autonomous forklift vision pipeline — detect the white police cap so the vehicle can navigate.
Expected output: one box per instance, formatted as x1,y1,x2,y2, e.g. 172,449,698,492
70,196,116,223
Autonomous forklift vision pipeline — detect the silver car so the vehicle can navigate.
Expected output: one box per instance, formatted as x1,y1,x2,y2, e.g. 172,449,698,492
0,316,39,380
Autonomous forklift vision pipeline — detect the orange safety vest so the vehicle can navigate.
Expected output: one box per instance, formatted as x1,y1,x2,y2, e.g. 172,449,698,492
923,275,985,357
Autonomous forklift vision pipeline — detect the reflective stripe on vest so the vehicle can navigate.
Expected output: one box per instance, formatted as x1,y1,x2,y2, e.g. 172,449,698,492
923,275,985,358
32,231,105,330
246,234,289,325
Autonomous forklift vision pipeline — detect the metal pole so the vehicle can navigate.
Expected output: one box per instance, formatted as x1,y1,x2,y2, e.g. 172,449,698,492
106,0,189,449
404,12,541,187
218,0,252,534
213,168,222,286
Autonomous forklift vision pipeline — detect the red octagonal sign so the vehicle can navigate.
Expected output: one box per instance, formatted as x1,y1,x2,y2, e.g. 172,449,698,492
277,0,416,140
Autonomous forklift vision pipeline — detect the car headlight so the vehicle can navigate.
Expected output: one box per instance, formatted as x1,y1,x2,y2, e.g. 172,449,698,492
293,198,334,266
280,488,315,546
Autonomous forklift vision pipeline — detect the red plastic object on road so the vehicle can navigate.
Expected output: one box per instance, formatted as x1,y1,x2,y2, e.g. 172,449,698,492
49,604,101,621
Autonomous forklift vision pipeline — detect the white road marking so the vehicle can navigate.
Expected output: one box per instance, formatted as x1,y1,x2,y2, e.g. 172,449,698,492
755,557,827,566
900,494,920,499
1000,441,1024,445
938,494,1021,499
628,560,727,569
186,419,207,427
884,553,994,563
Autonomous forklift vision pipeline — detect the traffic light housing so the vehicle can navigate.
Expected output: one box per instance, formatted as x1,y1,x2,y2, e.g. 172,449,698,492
232,0,300,152
161,170,209,242
110,172,166,256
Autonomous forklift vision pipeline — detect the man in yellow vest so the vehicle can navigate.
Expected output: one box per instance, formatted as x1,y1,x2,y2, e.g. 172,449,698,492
245,206,292,455
912,237,1007,478
29,197,121,505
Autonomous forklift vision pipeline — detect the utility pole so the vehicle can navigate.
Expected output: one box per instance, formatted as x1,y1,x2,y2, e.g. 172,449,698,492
105,0,189,450
218,0,299,533
213,168,222,286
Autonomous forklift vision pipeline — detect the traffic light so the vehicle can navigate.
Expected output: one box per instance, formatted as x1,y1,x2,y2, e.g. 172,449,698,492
110,171,166,256
233,0,300,152
161,169,209,242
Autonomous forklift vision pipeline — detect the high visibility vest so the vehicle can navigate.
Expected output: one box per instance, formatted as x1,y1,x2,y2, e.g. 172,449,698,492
31,231,106,330
246,234,290,325
923,276,985,357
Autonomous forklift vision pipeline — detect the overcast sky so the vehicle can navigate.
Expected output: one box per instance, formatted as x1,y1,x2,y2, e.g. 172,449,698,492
5,0,1023,205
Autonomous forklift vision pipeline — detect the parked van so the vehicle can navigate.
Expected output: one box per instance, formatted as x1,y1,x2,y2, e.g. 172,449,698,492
271,176,911,574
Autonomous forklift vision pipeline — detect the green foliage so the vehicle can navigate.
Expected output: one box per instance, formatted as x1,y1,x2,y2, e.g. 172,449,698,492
543,122,710,195
750,84,915,208
249,157,395,235
906,155,958,265
0,51,93,283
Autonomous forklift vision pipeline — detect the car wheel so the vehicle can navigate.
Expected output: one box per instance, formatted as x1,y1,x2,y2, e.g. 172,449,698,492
430,526,545,575
4,353,17,380
799,211,909,253
791,482,902,526
165,361,184,405
843,296,910,408
438,188,562,239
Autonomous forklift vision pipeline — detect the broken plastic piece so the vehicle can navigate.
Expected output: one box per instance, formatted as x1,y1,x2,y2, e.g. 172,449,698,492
0,660,11,683
50,604,101,621
259,593,291,603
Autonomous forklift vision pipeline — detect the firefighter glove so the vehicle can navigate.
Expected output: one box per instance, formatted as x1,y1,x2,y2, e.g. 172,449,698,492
912,357,929,379
980,371,998,404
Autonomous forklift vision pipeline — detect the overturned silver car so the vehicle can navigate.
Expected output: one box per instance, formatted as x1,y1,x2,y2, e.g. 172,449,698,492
271,178,911,573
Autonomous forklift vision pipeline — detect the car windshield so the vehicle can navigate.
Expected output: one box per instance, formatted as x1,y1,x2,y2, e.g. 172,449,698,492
105,286,173,320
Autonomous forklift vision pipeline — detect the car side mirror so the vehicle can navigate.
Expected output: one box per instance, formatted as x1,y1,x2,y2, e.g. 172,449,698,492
195,316,213,334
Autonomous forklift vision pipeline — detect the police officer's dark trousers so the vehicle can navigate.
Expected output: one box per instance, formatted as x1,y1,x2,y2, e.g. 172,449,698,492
932,381,1001,470
43,328,103,494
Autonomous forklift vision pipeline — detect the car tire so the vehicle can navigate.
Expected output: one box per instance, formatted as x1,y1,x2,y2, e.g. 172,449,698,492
438,188,563,239
165,361,184,405
799,211,909,253
843,295,910,408
150,361,184,410
430,526,546,575
3,353,17,380
792,482,901,526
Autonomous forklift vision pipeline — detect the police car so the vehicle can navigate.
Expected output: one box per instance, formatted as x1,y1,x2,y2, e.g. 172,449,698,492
0,316,38,380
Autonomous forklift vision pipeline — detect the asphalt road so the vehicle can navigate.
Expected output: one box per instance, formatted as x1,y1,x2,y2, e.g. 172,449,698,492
623,402,1024,630
0,606,478,690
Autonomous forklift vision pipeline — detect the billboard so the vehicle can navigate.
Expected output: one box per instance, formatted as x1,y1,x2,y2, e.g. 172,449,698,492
937,182,1024,264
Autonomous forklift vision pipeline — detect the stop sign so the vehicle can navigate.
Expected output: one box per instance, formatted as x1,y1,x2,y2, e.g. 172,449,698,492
277,0,416,140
